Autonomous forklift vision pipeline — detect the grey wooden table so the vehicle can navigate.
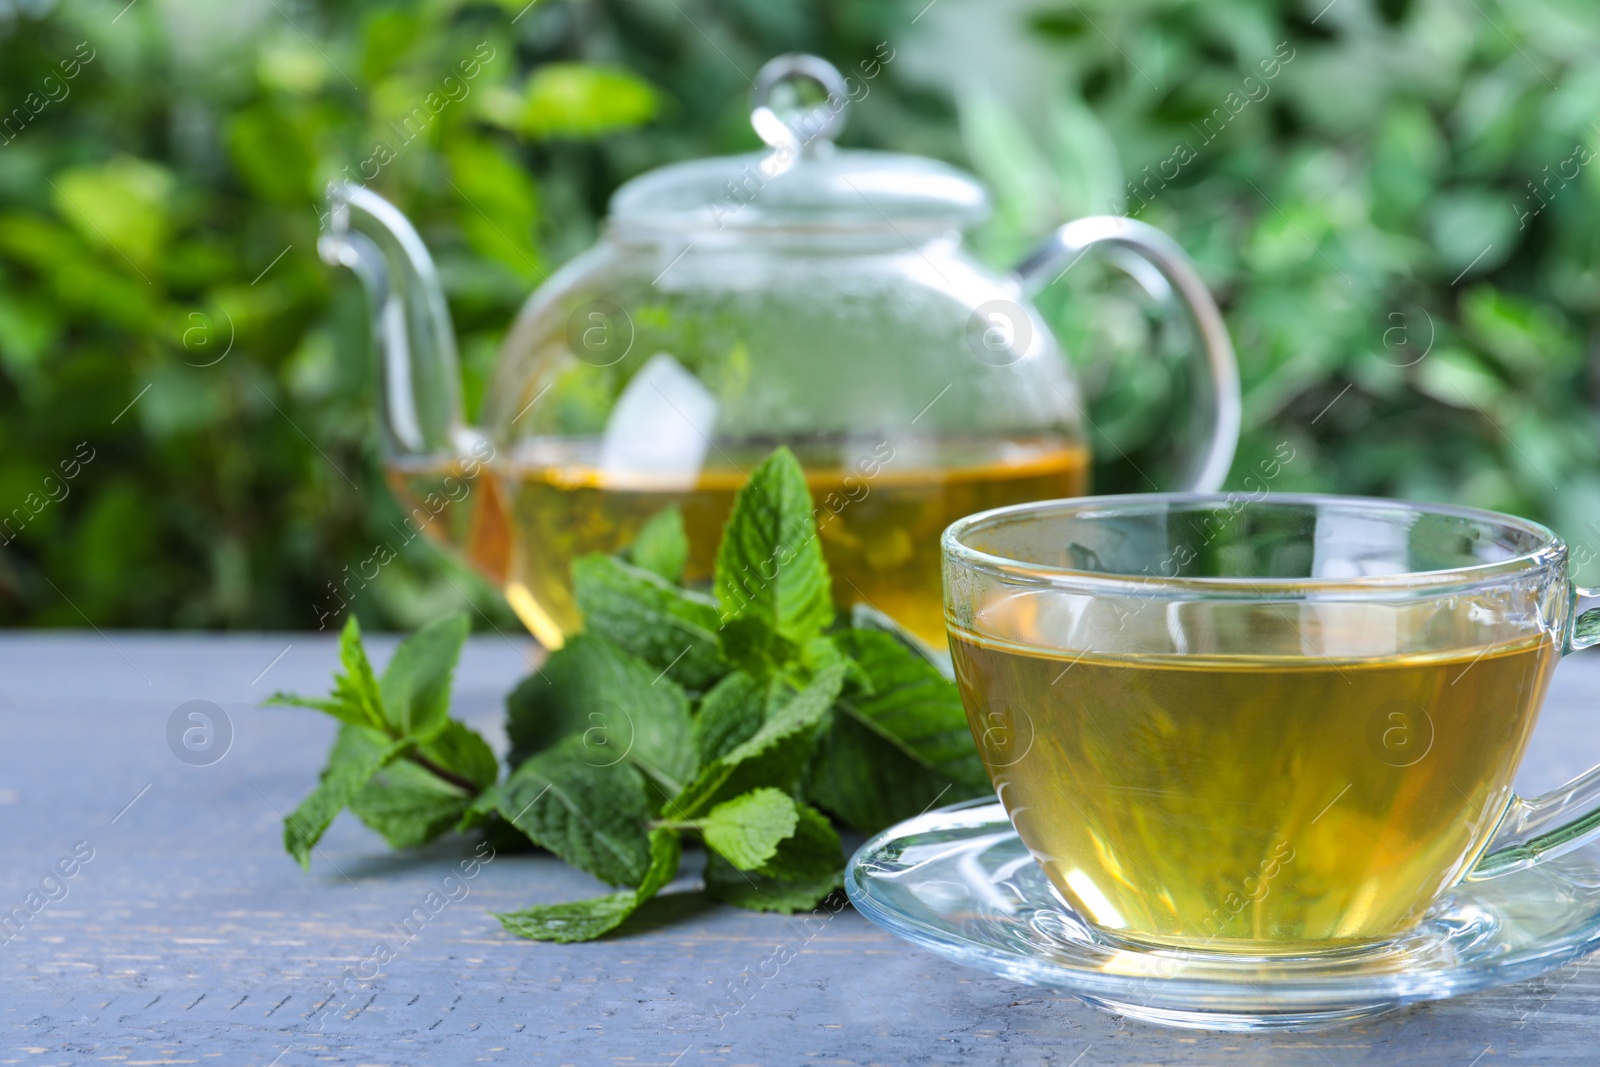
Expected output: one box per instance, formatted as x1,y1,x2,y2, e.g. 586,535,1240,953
4,631,1600,1066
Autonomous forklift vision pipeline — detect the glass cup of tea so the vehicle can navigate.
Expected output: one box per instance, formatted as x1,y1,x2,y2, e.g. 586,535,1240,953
943,493,1600,957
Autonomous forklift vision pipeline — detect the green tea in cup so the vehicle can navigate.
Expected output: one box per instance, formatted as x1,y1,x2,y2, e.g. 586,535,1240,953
943,495,1595,956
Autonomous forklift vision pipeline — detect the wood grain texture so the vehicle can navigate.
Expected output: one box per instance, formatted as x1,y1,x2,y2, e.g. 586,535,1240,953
3,632,1600,1066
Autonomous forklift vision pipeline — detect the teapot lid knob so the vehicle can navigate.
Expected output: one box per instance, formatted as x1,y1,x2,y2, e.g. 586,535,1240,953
750,54,848,156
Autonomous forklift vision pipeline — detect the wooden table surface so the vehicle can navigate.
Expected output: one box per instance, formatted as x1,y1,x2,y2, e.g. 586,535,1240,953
4,631,1600,1066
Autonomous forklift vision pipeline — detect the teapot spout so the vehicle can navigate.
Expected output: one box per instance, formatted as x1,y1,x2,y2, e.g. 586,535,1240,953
318,182,472,461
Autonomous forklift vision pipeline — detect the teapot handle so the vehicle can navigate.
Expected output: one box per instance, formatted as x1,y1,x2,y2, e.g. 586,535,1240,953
1012,217,1241,493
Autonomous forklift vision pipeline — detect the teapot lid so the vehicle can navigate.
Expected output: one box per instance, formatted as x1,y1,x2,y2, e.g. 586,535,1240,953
608,54,990,236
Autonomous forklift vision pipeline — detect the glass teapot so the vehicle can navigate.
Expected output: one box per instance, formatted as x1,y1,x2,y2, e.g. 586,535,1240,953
319,54,1240,649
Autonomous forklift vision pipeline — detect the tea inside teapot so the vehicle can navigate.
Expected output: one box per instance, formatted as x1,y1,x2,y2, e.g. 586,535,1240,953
389,434,1089,648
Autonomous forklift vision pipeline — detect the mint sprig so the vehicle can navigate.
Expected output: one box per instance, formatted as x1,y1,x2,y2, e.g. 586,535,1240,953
267,612,492,866
271,447,993,938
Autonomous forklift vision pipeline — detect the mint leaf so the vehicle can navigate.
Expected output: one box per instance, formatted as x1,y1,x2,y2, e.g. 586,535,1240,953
497,828,681,942
332,614,387,729
495,890,640,943
704,856,841,913
691,788,798,871
752,802,843,881
330,724,475,849
497,736,656,887
722,663,846,767
263,691,372,729
351,762,473,848
283,732,409,868
573,555,729,691
267,615,385,731
638,826,683,897
506,633,695,794
274,614,495,866
417,719,500,792
801,633,871,690
848,601,946,664
625,505,689,584
703,802,843,913
378,612,469,739
716,615,796,679
714,447,833,644
692,671,765,765
496,828,681,943
671,662,846,816
458,782,503,833
832,631,985,785
805,631,990,833
341,720,498,849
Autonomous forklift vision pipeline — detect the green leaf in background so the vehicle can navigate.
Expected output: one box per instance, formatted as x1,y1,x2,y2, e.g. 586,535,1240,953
1460,287,1579,379
497,736,656,887
957,87,1061,260
225,104,315,205
1424,190,1516,276
572,554,728,691
805,630,991,833
690,788,799,871
714,447,833,645
444,137,543,281
283,734,410,868
505,632,695,793
1045,96,1124,219
378,612,470,739
49,157,173,273
6,0,1600,626
624,505,689,584
519,64,658,139
496,828,682,943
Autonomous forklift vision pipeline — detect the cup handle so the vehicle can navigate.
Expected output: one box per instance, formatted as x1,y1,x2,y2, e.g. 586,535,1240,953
1012,217,1242,493
1468,588,1600,880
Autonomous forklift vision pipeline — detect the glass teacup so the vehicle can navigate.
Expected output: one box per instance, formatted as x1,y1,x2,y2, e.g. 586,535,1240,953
943,494,1600,956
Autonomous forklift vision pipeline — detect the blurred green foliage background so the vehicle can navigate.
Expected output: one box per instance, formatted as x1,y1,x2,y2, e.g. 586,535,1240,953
0,0,1596,630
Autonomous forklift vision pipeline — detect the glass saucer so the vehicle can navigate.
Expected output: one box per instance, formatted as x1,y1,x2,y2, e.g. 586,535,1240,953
844,799,1600,1031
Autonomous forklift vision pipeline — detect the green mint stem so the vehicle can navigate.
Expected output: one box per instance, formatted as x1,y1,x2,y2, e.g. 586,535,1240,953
407,751,480,795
